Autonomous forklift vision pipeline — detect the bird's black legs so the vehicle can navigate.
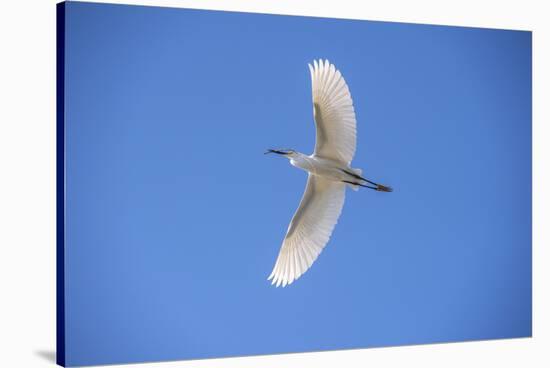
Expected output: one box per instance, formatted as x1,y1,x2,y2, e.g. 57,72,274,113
341,180,378,190
340,169,393,192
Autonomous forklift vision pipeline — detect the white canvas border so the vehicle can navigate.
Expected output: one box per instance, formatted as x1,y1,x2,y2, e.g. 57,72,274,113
0,1,546,367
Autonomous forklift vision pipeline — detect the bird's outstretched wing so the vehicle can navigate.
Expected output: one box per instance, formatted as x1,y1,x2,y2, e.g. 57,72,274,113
309,59,357,165
268,174,346,287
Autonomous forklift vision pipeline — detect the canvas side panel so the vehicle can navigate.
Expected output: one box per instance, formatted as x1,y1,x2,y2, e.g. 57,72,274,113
56,2,66,367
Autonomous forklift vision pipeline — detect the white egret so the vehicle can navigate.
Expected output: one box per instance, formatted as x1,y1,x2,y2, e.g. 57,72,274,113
266,59,392,287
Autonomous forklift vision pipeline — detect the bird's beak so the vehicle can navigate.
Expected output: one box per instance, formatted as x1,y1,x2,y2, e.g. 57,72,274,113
264,149,290,155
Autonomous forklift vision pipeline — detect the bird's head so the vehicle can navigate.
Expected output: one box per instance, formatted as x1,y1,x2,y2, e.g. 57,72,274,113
264,148,297,158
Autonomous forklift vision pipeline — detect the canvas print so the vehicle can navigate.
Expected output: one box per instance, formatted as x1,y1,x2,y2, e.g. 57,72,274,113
57,1,532,366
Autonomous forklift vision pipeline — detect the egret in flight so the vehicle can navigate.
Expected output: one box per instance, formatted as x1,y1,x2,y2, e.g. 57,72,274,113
266,59,392,287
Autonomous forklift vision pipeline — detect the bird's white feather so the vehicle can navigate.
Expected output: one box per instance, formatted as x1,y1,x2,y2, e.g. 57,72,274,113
308,59,357,165
268,174,346,287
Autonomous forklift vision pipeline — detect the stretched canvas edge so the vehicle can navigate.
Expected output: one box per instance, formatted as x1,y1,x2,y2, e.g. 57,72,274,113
56,2,66,367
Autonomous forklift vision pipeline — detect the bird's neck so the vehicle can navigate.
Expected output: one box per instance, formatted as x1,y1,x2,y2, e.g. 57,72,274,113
289,152,312,171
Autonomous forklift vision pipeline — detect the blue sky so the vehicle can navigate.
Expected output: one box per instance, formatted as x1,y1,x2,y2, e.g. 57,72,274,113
63,2,531,366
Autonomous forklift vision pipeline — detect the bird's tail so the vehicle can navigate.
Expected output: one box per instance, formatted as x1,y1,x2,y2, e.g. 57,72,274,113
346,182,360,191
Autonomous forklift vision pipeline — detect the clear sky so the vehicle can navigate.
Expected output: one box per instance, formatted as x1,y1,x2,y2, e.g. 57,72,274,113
63,2,532,366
